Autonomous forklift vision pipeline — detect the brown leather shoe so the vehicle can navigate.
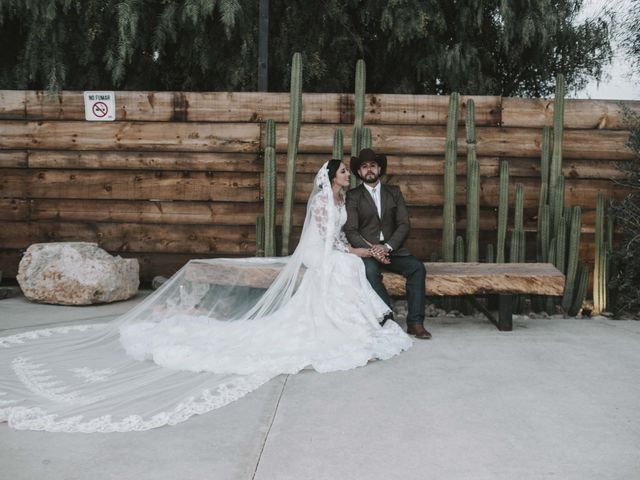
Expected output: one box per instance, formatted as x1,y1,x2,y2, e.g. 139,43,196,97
406,323,432,340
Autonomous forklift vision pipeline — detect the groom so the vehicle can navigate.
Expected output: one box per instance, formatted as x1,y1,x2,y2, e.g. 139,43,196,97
344,148,432,340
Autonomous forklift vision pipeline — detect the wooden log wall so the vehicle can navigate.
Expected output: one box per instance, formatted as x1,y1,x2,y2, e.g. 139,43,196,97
0,90,638,281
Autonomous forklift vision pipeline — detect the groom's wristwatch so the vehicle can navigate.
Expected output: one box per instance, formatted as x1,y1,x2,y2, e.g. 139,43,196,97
384,243,393,252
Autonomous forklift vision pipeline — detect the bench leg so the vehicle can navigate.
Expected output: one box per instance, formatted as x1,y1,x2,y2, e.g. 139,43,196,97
498,294,513,331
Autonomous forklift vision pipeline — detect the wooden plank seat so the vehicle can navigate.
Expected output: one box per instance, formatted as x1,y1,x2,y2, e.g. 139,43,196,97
184,261,565,331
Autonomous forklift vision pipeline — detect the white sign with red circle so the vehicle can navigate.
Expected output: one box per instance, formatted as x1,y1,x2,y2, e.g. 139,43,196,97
84,91,116,121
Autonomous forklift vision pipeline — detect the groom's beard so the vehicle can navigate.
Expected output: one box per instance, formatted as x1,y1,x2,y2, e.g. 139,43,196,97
363,172,380,184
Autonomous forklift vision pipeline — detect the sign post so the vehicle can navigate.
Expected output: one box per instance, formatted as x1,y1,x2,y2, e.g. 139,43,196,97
84,91,116,121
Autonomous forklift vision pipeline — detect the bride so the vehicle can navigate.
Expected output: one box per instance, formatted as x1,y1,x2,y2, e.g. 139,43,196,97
0,160,412,433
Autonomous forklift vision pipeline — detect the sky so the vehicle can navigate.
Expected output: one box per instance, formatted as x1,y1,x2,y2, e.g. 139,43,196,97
577,0,638,99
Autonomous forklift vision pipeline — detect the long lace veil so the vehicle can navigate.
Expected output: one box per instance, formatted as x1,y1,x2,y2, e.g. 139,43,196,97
0,162,340,432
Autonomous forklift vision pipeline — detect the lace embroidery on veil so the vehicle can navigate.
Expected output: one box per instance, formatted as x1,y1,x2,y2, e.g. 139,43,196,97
0,161,411,433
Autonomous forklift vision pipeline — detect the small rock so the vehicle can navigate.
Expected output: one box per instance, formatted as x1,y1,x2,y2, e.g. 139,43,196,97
152,276,169,290
17,242,139,305
0,286,21,300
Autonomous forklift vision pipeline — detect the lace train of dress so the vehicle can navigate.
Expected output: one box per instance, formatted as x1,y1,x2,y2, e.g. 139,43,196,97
0,163,412,432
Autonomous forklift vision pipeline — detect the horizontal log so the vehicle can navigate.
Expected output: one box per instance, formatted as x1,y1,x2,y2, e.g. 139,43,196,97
0,220,599,261
274,125,634,160
0,121,260,153
0,169,261,201
0,199,29,221
26,150,261,171
7,90,639,129
0,150,27,168
184,261,564,296
10,150,626,180
1,121,633,160
27,199,265,225
3,196,607,235
0,222,256,254
1,91,501,125
0,91,25,119
276,154,626,179
502,98,640,130
271,173,623,207
1,167,623,207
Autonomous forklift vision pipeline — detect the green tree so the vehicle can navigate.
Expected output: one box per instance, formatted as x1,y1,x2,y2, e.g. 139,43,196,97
619,0,640,79
0,0,613,96
610,108,640,318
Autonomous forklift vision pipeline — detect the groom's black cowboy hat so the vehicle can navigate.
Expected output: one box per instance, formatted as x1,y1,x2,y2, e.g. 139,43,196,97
350,148,387,179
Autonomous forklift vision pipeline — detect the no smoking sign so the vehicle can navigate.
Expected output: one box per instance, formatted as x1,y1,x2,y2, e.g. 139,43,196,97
84,91,116,121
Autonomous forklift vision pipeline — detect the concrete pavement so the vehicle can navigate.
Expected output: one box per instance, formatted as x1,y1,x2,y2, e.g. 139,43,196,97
1,293,639,480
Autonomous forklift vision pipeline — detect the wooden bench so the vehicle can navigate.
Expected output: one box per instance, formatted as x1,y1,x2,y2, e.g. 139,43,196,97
184,262,565,331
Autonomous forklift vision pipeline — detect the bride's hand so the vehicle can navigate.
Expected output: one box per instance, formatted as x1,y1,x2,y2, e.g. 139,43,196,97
373,251,391,264
351,247,373,258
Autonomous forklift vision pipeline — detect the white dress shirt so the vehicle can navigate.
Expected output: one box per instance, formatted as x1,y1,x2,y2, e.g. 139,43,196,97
363,182,388,244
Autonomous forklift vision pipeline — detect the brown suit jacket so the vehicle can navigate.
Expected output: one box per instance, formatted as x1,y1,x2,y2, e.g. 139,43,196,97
344,183,411,256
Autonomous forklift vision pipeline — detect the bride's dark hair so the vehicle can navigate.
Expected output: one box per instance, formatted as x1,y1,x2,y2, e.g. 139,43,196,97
326,159,342,183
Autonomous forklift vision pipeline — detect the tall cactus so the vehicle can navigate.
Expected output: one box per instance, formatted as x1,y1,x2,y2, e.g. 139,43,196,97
536,127,551,262
486,243,494,263
593,192,608,314
551,174,565,240
350,59,366,188
262,120,277,257
354,59,365,130
496,160,509,262
281,52,303,256
549,74,565,198
540,126,552,187
350,126,363,188
256,214,265,257
442,92,459,262
333,128,344,160
555,220,567,274
465,99,479,262
361,127,372,149
568,263,589,316
511,183,526,312
561,206,582,310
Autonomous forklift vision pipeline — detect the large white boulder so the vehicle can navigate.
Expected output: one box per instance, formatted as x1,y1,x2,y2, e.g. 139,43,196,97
17,242,139,305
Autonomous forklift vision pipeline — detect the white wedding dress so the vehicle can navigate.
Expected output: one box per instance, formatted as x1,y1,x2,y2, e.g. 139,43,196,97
0,163,412,433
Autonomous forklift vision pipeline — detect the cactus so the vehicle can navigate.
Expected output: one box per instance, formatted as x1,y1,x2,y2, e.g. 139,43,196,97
442,92,459,262
540,126,551,187
350,126,363,188
265,119,276,148
510,227,526,312
536,182,549,260
555,220,567,275
263,145,277,257
350,59,366,188
593,192,607,314
333,128,343,160
568,263,588,316
281,52,303,256
514,183,524,232
496,160,509,262
561,206,582,310
549,74,565,198
545,240,558,315
551,174,565,240
455,235,465,262
361,127,372,150
465,99,479,262
539,204,550,262
256,214,265,257
486,243,494,263
354,59,366,130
